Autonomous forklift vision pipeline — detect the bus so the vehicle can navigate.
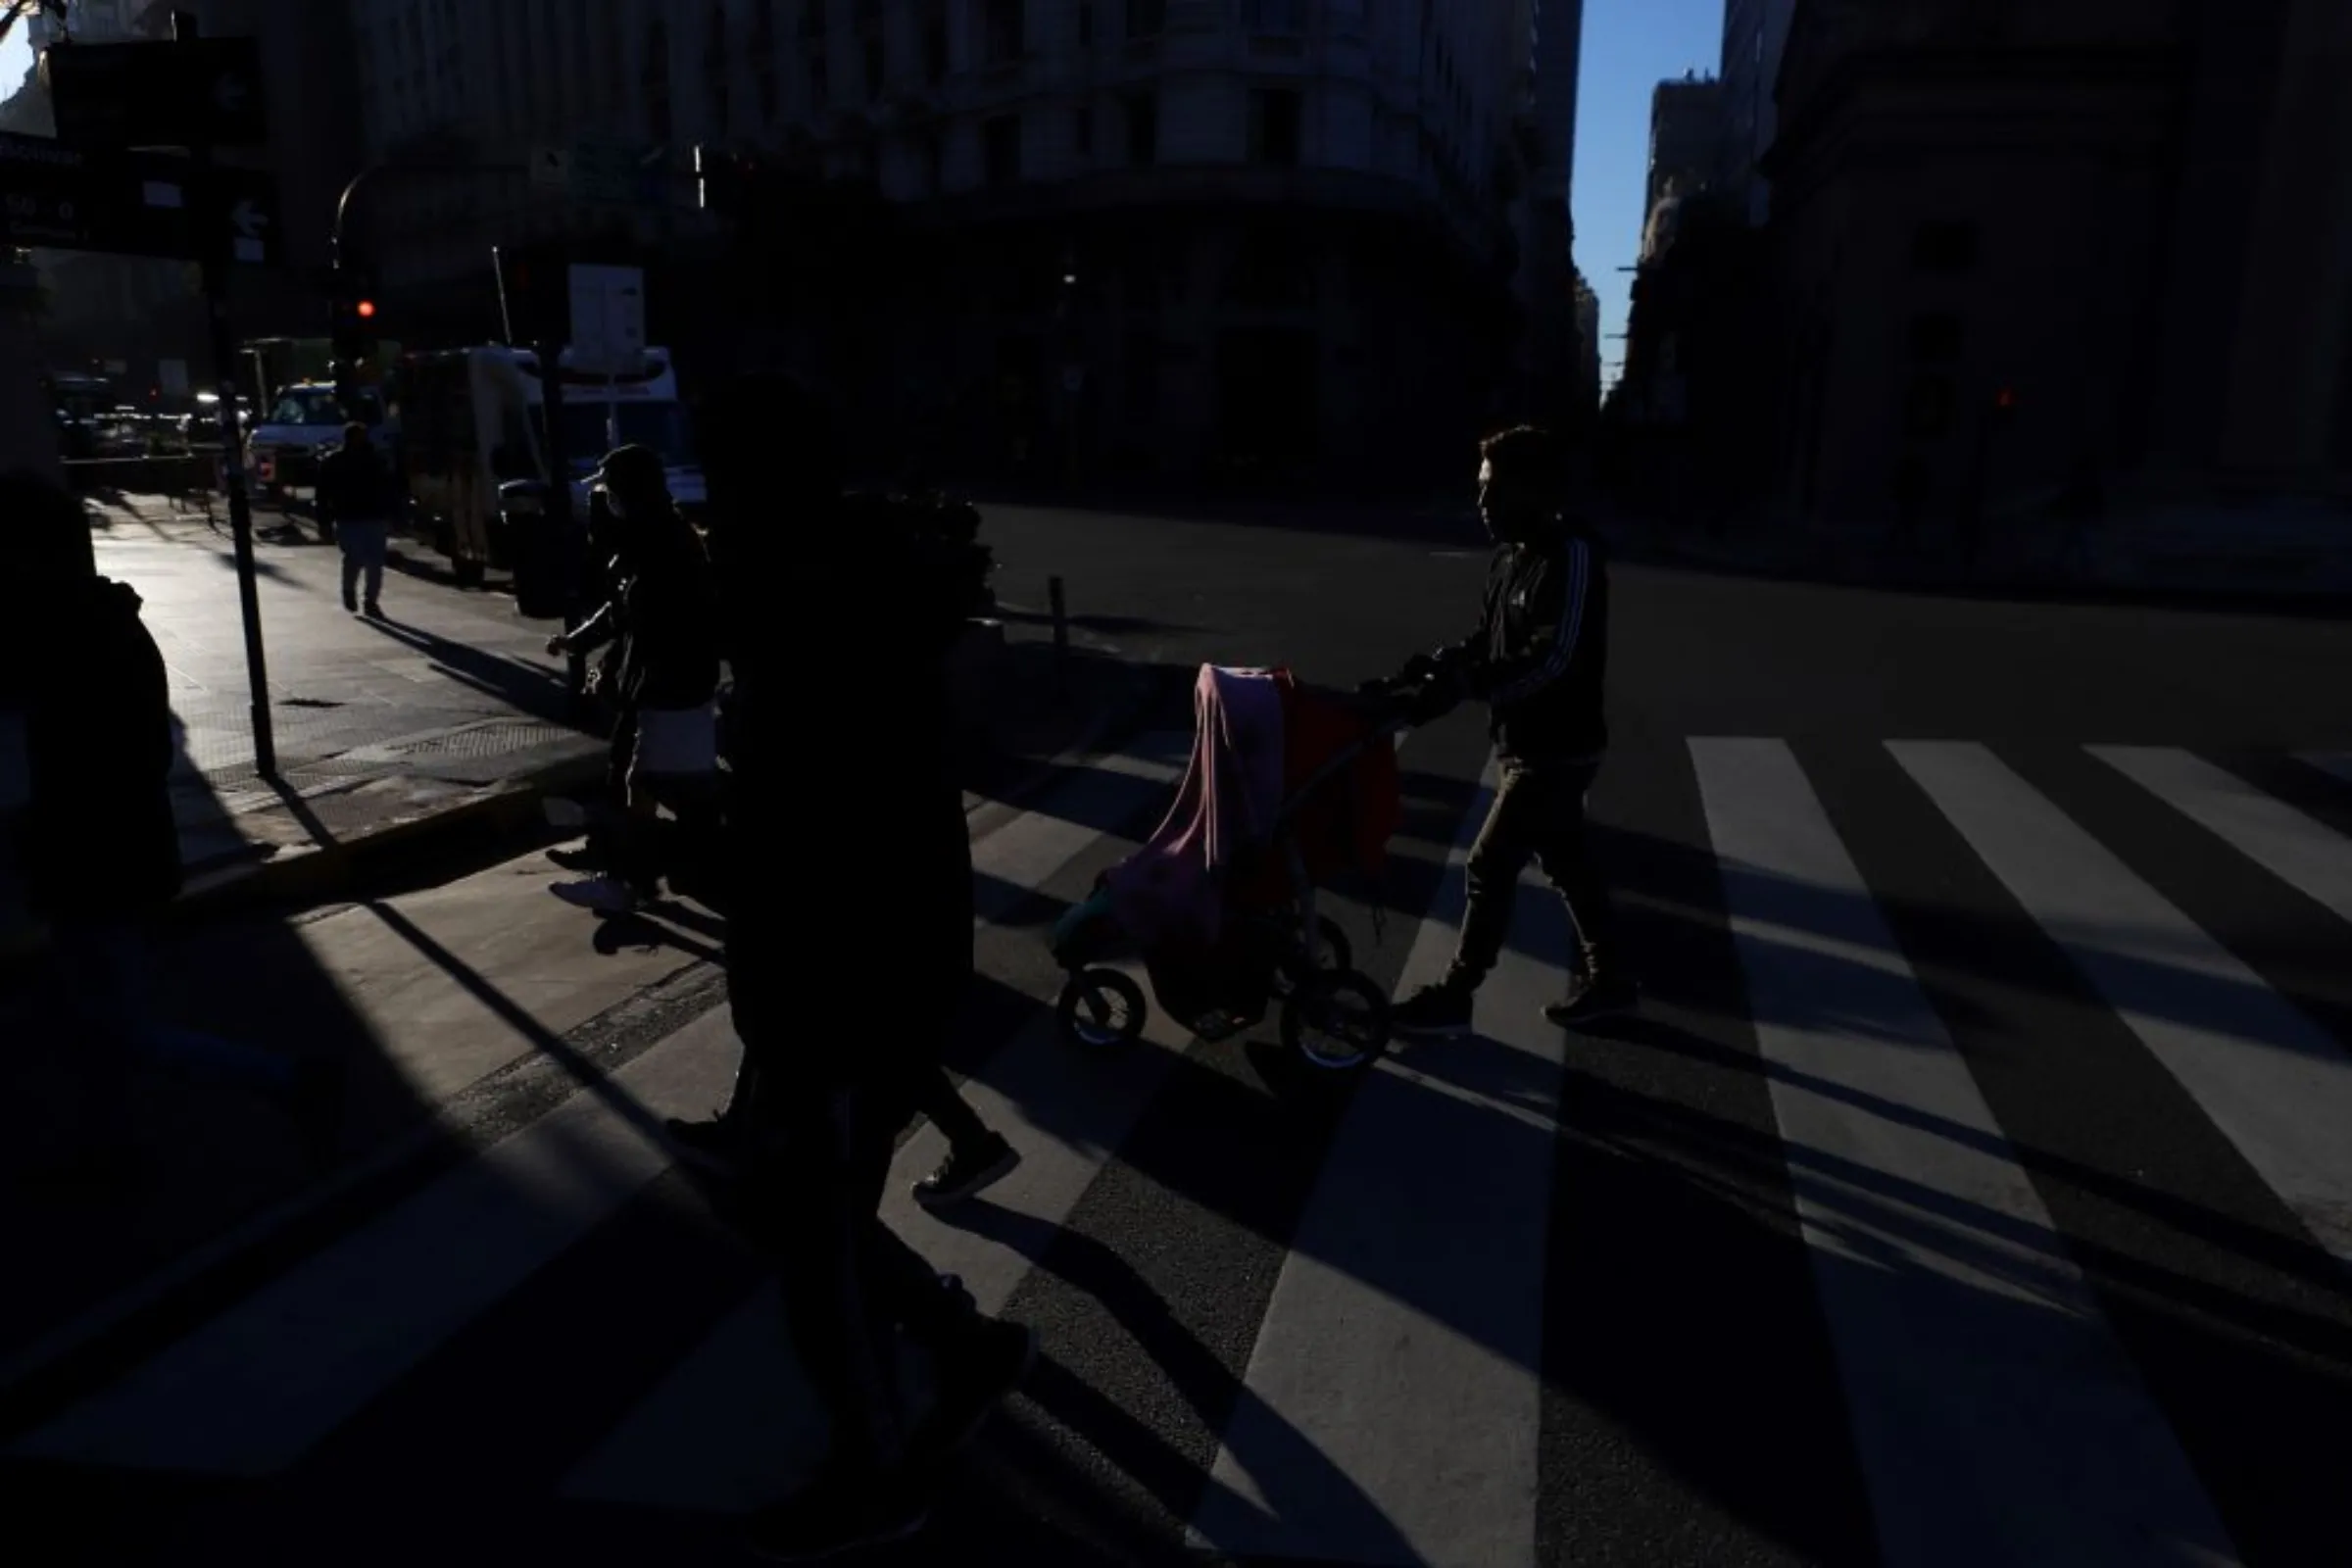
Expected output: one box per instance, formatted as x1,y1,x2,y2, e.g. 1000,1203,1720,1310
389,345,703,587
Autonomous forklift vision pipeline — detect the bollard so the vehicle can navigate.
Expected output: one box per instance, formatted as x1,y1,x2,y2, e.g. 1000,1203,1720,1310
1048,573,1071,699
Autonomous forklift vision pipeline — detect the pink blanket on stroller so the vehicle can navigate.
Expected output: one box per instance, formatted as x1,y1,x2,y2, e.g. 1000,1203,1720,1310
1104,665,1287,953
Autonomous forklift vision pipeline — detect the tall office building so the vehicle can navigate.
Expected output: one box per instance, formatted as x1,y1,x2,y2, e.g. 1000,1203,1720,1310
1716,0,1793,224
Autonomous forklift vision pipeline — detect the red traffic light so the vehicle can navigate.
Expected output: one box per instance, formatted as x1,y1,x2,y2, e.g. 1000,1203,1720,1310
356,299,377,319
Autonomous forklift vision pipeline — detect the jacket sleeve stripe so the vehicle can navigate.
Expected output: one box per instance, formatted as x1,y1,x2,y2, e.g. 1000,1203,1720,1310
1492,538,1589,707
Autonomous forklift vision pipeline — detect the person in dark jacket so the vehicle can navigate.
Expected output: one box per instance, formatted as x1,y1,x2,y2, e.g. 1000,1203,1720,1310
0,470,336,1178
546,446,722,910
685,374,1035,1563
315,422,397,615
1374,426,1640,1035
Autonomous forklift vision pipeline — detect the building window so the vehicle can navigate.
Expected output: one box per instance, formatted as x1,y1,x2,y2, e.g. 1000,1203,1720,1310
707,5,730,135
1912,221,1979,273
754,0,781,123
1074,104,1094,162
984,0,1024,65
984,115,1022,187
1124,89,1158,165
1124,333,1160,417
645,17,672,145
1127,0,1166,40
1249,88,1302,166
922,2,948,84
1241,0,1302,32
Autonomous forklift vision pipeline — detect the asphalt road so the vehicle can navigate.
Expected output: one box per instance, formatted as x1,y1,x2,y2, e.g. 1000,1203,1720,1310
7,502,2351,1566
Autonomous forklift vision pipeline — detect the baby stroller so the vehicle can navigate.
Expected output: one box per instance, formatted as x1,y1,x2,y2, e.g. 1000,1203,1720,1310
1051,665,1408,1071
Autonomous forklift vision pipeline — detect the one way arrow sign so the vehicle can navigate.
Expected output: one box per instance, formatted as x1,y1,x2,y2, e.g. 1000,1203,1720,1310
230,195,270,261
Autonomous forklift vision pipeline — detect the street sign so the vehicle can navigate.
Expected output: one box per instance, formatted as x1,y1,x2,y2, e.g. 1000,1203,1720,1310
43,38,270,149
0,131,282,265
569,263,647,376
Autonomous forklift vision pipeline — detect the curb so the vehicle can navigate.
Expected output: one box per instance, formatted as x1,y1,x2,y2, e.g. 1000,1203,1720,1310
166,751,609,924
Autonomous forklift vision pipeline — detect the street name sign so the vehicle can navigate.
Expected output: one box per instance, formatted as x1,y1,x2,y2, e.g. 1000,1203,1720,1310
43,37,270,149
0,131,282,266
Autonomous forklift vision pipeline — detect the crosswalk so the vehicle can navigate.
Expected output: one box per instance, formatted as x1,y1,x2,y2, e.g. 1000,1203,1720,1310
7,727,2352,1565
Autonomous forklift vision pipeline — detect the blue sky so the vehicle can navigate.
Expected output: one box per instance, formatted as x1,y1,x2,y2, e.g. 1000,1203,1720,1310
1571,0,1726,393
4,2,1715,393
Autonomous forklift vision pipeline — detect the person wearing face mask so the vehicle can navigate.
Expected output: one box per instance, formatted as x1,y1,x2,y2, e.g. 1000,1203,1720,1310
1367,425,1639,1036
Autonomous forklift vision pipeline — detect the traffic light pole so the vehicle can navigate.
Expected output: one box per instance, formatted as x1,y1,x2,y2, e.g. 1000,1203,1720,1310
176,11,275,778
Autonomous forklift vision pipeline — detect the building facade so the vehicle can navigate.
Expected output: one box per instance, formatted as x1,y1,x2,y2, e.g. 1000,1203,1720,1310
1644,72,1720,218
1715,0,1792,224
0,0,1546,485
1519,0,1587,426
1763,0,2352,534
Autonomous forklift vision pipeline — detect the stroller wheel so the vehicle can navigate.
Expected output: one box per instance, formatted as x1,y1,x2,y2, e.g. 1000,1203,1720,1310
1282,970,1390,1071
1271,916,1354,998
1057,968,1148,1051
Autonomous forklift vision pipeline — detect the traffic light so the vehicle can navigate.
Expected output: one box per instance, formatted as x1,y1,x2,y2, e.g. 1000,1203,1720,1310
330,267,381,406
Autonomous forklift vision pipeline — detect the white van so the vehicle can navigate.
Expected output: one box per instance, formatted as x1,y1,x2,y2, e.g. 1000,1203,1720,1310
391,345,702,586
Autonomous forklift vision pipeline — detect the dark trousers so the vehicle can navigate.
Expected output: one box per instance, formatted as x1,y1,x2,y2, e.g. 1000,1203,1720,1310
1452,757,1619,987
912,1066,991,1152
746,1074,982,1474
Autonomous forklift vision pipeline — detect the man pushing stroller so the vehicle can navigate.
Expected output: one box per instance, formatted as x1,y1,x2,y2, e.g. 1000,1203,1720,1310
1367,425,1640,1036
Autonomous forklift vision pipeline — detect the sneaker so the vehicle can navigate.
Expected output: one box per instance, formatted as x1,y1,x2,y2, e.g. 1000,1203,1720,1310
363,600,383,619
744,1466,932,1563
341,589,358,612
545,843,603,874
906,1316,1039,1470
549,876,643,914
911,1132,1020,1209
1391,979,1475,1038
1544,974,1642,1028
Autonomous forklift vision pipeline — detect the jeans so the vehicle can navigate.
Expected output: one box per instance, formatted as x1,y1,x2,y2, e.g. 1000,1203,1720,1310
1451,757,1620,988
338,517,389,606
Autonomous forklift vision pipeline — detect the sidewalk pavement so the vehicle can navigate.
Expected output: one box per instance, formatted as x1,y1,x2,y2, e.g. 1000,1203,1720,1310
0,506,1148,1399
0,648,1148,1415
87,492,607,908
0,841,727,1409
81,493,1136,914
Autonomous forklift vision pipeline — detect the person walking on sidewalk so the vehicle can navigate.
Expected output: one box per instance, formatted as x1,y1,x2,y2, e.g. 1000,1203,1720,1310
687,374,1036,1562
0,470,339,1181
317,421,397,617
1375,426,1640,1036
546,446,723,913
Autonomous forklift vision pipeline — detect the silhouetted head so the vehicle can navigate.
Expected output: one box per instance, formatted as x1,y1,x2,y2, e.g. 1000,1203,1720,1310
590,443,671,522
341,420,371,453
0,467,95,591
1476,425,1569,546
